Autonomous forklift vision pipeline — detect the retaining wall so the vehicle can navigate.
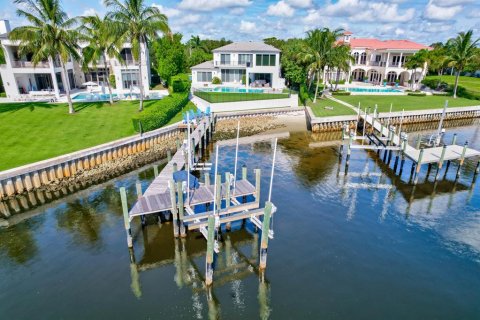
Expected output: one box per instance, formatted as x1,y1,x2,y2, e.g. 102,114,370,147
194,94,299,113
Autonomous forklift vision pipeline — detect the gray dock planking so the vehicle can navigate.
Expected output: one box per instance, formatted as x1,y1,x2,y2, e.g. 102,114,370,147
357,113,480,165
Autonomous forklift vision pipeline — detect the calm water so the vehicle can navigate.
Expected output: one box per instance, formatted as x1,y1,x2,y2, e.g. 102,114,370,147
1,122,480,319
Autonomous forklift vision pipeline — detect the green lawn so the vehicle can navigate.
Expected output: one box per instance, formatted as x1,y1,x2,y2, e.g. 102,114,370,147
194,91,289,103
334,95,479,113
308,98,357,117
0,100,195,171
424,75,480,94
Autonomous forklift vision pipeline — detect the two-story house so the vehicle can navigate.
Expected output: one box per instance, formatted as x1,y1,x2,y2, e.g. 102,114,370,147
332,31,430,87
0,20,151,99
191,42,285,89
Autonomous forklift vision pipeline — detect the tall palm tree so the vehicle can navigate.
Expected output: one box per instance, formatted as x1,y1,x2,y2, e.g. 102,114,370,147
104,0,171,111
405,51,427,90
298,28,343,103
446,30,479,98
80,14,122,105
10,0,80,114
330,44,354,91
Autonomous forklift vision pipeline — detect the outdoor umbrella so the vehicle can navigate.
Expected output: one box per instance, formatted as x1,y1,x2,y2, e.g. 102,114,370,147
173,170,200,189
82,81,97,86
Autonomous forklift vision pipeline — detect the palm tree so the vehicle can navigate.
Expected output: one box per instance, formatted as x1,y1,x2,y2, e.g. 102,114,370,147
104,0,171,112
405,50,427,90
330,44,354,91
187,35,207,56
80,14,122,105
298,28,343,103
10,0,80,114
446,30,479,98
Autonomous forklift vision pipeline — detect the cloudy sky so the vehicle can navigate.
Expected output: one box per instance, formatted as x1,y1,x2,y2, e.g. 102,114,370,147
1,0,479,45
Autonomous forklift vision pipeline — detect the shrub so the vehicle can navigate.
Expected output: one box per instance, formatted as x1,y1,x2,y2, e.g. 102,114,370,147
432,92,450,96
299,83,309,106
331,79,346,85
332,90,351,96
0,92,6,98
212,76,222,85
169,73,191,93
407,92,426,96
241,75,246,85
131,92,189,132
109,74,116,89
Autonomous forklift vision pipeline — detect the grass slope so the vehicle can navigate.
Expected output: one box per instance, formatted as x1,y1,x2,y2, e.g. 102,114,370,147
308,98,357,117
0,100,195,171
424,75,480,94
334,95,478,113
194,91,289,103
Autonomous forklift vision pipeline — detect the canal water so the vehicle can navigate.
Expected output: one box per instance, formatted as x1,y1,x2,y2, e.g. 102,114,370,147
1,121,480,319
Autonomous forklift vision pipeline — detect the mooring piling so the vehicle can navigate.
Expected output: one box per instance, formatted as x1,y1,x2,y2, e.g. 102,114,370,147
168,180,179,238
435,145,448,180
452,134,457,145
120,187,133,248
177,181,186,237
135,182,145,226
205,215,215,286
153,165,159,177
259,202,273,270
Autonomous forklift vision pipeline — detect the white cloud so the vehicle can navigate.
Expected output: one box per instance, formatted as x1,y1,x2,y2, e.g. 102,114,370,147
323,0,414,22
286,0,313,8
267,1,295,17
433,0,473,5
230,7,246,15
152,4,181,17
239,20,256,33
466,10,480,18
395,27,405,36
173,14,201,26
178,0,252,11
81,8,99,17
423,1,463,20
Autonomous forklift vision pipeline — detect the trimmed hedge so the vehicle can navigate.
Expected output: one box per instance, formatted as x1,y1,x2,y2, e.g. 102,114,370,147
132,92,189,132
169,73,191,93
194,91,289,103
332,91,351,96
407,92,427,96
299,83,309,106
0,92,6,97
432,92,450,96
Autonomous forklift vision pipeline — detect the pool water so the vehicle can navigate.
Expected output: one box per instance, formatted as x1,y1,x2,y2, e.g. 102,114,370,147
200,87,264,93
345,87,402,93
1,122,480,318
72,93,141,101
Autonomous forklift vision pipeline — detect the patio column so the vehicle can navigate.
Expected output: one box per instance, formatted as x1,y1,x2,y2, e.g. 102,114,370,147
386,52,390,68
399,53,403,68
246,69,249,89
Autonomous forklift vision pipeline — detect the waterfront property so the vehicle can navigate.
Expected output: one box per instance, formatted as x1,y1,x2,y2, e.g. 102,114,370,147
0,19,151,100
191,41,285,90
330,31,430,86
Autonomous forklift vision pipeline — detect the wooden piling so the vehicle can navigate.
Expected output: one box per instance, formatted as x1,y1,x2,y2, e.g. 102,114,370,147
205,215,215,286
435,145,447,180
225,172,231,231
120,187,133,248
136,182,145,226
176,181,186,237
153,165,159,177
167,149,172,162
168,180,179,238
242,166,247,180
205,172,210,186
259,201,273,270
255,169,261,203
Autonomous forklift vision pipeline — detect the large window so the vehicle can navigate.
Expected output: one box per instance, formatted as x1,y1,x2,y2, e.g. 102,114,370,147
122,70,139,89
220,54,231,65
197,71,212,82
221,69,245,82
256,54,276,66
238,54,253,66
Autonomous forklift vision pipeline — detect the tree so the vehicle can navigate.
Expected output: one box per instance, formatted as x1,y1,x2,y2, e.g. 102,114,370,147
405,50,428,90
263,37,286,50
10,0,80,114
445,30,480,98
329,44,354,91
105,0,171,111
187,35,208,56
298,28,343,102
281,39,308,88
80,14,122,105
151,33,187,85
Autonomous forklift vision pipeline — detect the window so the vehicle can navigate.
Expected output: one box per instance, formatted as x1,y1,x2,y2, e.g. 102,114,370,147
256,54,276,66
360,52,367,64
121,70,139,89
353,52,359,64
238,54,253,66
221,69,245,82
220,54,231,65
197,72,212,82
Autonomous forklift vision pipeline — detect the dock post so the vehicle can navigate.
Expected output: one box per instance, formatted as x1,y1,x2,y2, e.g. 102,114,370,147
199,133,203,159
435,145,447,181
242,165,247,180
259,201,273,270
176,138,181,151
205,215,215,286
346,131,353,167
153,165,159,177
205,172,210,186
415,134,421,149
451,133,457,145
225,172,231,231
135,182,145,227
255,169,261,203
456,141,468,179
339,126,345,158
173,162,178,173
176,181,186,237
168,180,179,238
414,148,424,185
120,187,133,248
167,149,172,162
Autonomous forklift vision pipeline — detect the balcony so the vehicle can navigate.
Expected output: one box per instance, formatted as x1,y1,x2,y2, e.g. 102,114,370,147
112,59,138,66
12,60,50,68
214,61,251,67
369,61,387,67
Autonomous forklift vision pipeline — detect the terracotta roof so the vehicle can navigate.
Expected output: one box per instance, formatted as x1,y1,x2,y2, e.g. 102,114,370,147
347,38,430,50
343,30,353,35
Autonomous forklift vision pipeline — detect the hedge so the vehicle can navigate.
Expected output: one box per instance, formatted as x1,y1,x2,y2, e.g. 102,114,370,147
193,91,289,103
0,92,6,97
407,92,427,96
169,73,191,93
332,91,351,96
132,92,189,132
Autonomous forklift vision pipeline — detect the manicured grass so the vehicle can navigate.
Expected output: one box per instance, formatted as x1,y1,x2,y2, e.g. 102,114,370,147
334,95,479,113
308,98,357,117
166,101,197,125
0,99,191,171
425,75,480,94
194,91,289,103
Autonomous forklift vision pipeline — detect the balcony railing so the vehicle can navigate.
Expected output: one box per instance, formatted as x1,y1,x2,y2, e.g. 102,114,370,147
369,61,387,67
112,59,138,66
12,60,50,68
214,61,251,67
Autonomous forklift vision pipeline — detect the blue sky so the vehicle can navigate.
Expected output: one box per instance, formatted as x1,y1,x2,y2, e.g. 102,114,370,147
1,0,479,45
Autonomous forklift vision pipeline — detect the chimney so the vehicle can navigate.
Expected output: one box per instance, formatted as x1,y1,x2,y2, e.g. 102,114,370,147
343,30,353,44
0,20,11,34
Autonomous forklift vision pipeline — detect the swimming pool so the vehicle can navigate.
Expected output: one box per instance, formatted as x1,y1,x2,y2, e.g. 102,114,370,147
72,92,164,101
345,87,402,93
199,87,264,93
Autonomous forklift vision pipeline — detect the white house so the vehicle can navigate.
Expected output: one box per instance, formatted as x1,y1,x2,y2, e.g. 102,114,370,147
191,41,285,89
0,19,150,99
330,31,431,86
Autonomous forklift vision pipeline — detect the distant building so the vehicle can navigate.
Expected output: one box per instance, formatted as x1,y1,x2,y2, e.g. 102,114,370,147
191,41,285,89
0,19,151,99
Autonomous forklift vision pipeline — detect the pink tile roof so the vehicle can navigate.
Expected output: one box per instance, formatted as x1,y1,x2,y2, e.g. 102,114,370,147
348,38,430,50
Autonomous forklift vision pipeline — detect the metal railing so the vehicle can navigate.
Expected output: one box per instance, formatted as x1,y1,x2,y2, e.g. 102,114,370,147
214,61,251,67
193,88,290,103
12,60,50,68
